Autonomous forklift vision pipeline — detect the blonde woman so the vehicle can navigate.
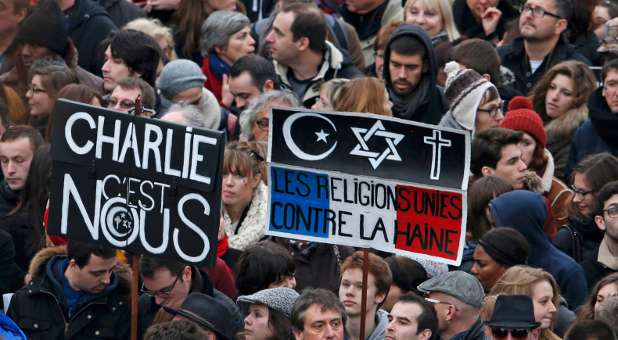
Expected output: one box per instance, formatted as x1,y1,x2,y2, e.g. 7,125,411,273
404,0,460,44
489,266,571,340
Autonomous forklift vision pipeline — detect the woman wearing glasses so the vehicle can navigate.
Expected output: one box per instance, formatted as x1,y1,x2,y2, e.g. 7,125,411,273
554,153,618,263
26,61,78,139
530,61,597,181
439,61,503,135
221,141,268,251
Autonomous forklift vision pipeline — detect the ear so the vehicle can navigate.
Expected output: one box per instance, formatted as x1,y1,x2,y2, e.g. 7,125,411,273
69,259,78,268
262,79,275,92
292,329,303,340
555,19,568,35
595,215,607,231
183,265,192,281
482,73,491,81
214,45,226,56
481,166,495,177
418,329,433,340
375,291,387,306
16,8,27,23
296,37,310,51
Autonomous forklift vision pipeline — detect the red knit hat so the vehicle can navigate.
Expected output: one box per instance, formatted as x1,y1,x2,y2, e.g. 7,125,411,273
500,96,547,148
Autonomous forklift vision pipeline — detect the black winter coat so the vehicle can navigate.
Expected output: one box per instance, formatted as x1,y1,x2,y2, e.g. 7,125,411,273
66,0,117,76
498,37,590,96
7,250,130,340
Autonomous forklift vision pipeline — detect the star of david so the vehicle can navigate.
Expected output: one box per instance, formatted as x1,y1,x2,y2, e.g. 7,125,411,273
349,121,405,169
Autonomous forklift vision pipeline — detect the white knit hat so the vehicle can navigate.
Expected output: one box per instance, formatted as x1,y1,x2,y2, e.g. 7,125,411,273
444,61,497,131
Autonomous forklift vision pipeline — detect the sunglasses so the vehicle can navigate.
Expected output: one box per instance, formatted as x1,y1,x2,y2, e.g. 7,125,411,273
490,327,530,339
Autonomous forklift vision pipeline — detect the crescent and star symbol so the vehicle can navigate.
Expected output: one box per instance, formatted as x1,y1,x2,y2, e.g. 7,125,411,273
283,112,337,161
350,121,404,170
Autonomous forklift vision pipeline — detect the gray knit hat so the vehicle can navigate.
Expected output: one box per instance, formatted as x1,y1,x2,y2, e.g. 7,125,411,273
237,287,299,318
157,59,206,100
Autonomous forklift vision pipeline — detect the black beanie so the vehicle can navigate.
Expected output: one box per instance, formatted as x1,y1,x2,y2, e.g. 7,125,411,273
17,0,69,57
478,227,529,267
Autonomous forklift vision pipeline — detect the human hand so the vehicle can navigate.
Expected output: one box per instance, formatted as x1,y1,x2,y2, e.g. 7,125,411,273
221,73,234,108
481,7,502,36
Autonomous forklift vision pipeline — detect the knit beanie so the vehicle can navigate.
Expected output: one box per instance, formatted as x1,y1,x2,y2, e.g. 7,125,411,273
157,59,207,100
17,0,69,57
444,61,497,131
478,227,529,267
236,287,299,318
501,96,547,148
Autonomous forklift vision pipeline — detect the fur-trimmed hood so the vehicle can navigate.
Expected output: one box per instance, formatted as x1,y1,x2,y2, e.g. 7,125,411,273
545,105,588,140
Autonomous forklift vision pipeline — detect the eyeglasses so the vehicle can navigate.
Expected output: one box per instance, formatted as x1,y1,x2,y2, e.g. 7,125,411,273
108,97,136,111
28,86,47,94
424,298,458,310
570,185,594,197
255,117,269,130
602,204,618,218
141,275,180,299
477,101,504,118
490,327,531,339
520,4,562,19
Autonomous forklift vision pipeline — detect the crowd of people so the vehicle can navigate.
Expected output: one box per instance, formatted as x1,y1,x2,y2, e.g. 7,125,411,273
0,0,618,338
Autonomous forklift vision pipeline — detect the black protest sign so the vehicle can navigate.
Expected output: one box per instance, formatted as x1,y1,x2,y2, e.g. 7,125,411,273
48,100,224,266
268,109,469,190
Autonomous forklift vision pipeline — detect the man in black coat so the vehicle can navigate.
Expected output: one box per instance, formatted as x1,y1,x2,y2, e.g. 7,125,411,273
7,241,131,340
498,0,589,95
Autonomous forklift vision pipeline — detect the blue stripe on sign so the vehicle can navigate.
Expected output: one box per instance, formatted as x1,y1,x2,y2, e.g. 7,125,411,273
270,166,330,238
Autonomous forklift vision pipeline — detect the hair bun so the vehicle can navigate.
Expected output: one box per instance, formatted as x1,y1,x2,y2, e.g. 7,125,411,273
507,96,533,111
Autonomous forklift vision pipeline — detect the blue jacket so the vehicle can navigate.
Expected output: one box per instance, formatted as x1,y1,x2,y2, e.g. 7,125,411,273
0,314,26,340
565,88,618,179
490,190,587,309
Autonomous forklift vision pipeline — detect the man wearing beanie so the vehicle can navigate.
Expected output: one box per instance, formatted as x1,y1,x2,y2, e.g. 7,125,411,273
0,0,103,100
439,61,503,135
55,0,116,76
158,59,238,137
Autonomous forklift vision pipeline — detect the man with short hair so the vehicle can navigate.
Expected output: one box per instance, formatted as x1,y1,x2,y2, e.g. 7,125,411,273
498,0,589,95
471,127,528,189
138,256,242,335
382,25,447,124
265,2,362,108
566,59,618,178
291,288,346,340
0,125,43,217
228,55,278,111
144,319,212,340
101,29,160,94
108,77,156,117
8,240,130,339
484,295,541,340
339,251,392,340
386,293,438,340
582,181,618,288
418,271,485,340
338,0,402,66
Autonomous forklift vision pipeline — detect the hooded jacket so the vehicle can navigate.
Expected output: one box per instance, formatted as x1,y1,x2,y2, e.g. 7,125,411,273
0,180,18,219
7,246,131,340
490,190,587,308
274,41,362,108
366,309,388,340
66,0,116,76
452,0,519,41
382,25,447,124
565,88,618,179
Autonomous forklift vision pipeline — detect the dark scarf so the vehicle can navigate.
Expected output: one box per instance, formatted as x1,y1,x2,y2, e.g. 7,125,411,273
339,0,388,40
589,89,618,150
209,54,231,81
